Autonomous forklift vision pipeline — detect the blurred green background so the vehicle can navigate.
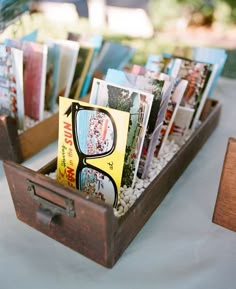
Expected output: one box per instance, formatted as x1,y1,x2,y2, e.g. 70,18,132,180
1,0,235,78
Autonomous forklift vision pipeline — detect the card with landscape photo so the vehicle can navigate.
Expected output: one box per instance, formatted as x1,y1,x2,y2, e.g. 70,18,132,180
44,39,61,112
129,67,175,177
192,46,227,97
139,73,174,177
166,57,217,129
22,41,48,120
4,39,47,121
145,54,163,73
145,53,172,75
57,97,130,207
92,41,136,79
68,45,94,100
105,68,166,178
79,34,103,97
105,68,164,134
173,45,228,97
52,39,80,99
155,78,188,156
0,45,24,130
90,78,154,187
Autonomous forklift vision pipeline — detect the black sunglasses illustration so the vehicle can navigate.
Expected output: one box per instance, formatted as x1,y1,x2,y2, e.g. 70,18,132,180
65,102,119,207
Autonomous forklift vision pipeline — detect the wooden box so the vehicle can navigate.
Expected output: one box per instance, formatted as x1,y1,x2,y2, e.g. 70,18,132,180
3,99,221,268
0,113,59,163
212,137,236,232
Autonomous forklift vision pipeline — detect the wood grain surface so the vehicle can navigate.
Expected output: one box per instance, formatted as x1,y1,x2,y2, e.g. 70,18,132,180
213,137,236,232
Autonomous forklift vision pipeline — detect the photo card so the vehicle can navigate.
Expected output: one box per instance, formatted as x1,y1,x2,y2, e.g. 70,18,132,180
57,97,130,207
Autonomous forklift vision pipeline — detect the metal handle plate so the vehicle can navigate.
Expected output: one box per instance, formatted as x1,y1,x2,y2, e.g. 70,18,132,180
27,179,75,226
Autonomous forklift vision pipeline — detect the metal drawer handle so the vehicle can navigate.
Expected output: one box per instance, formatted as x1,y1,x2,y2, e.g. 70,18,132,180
27,179,75,226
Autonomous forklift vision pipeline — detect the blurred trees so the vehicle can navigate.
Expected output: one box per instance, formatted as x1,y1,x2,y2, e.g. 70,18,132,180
148,0,236,30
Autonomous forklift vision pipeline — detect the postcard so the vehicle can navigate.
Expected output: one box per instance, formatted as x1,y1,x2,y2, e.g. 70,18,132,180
166,57,216,129
44,39,61,112
79,34,103,97
130,64,147,75
139,73,173,177
145,53,172,75
168,105,195,146
5,39,48,120
0,45,24,130
93,41,135,78
128,66,177,176
105,68,166,178
192,46,227,97
155,78,188,156
57,97,130,207
22,41,48,120
53,39,80,99
68,45,94,100
145,54,163,72
90,78,154,187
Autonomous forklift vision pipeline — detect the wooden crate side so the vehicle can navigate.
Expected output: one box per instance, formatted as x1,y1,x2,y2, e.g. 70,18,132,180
18,113,59,161
3,160,117,267
37,157,57,174
112,100,221,264
212,138,236,231
199,98,218,122
0,115,22,162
